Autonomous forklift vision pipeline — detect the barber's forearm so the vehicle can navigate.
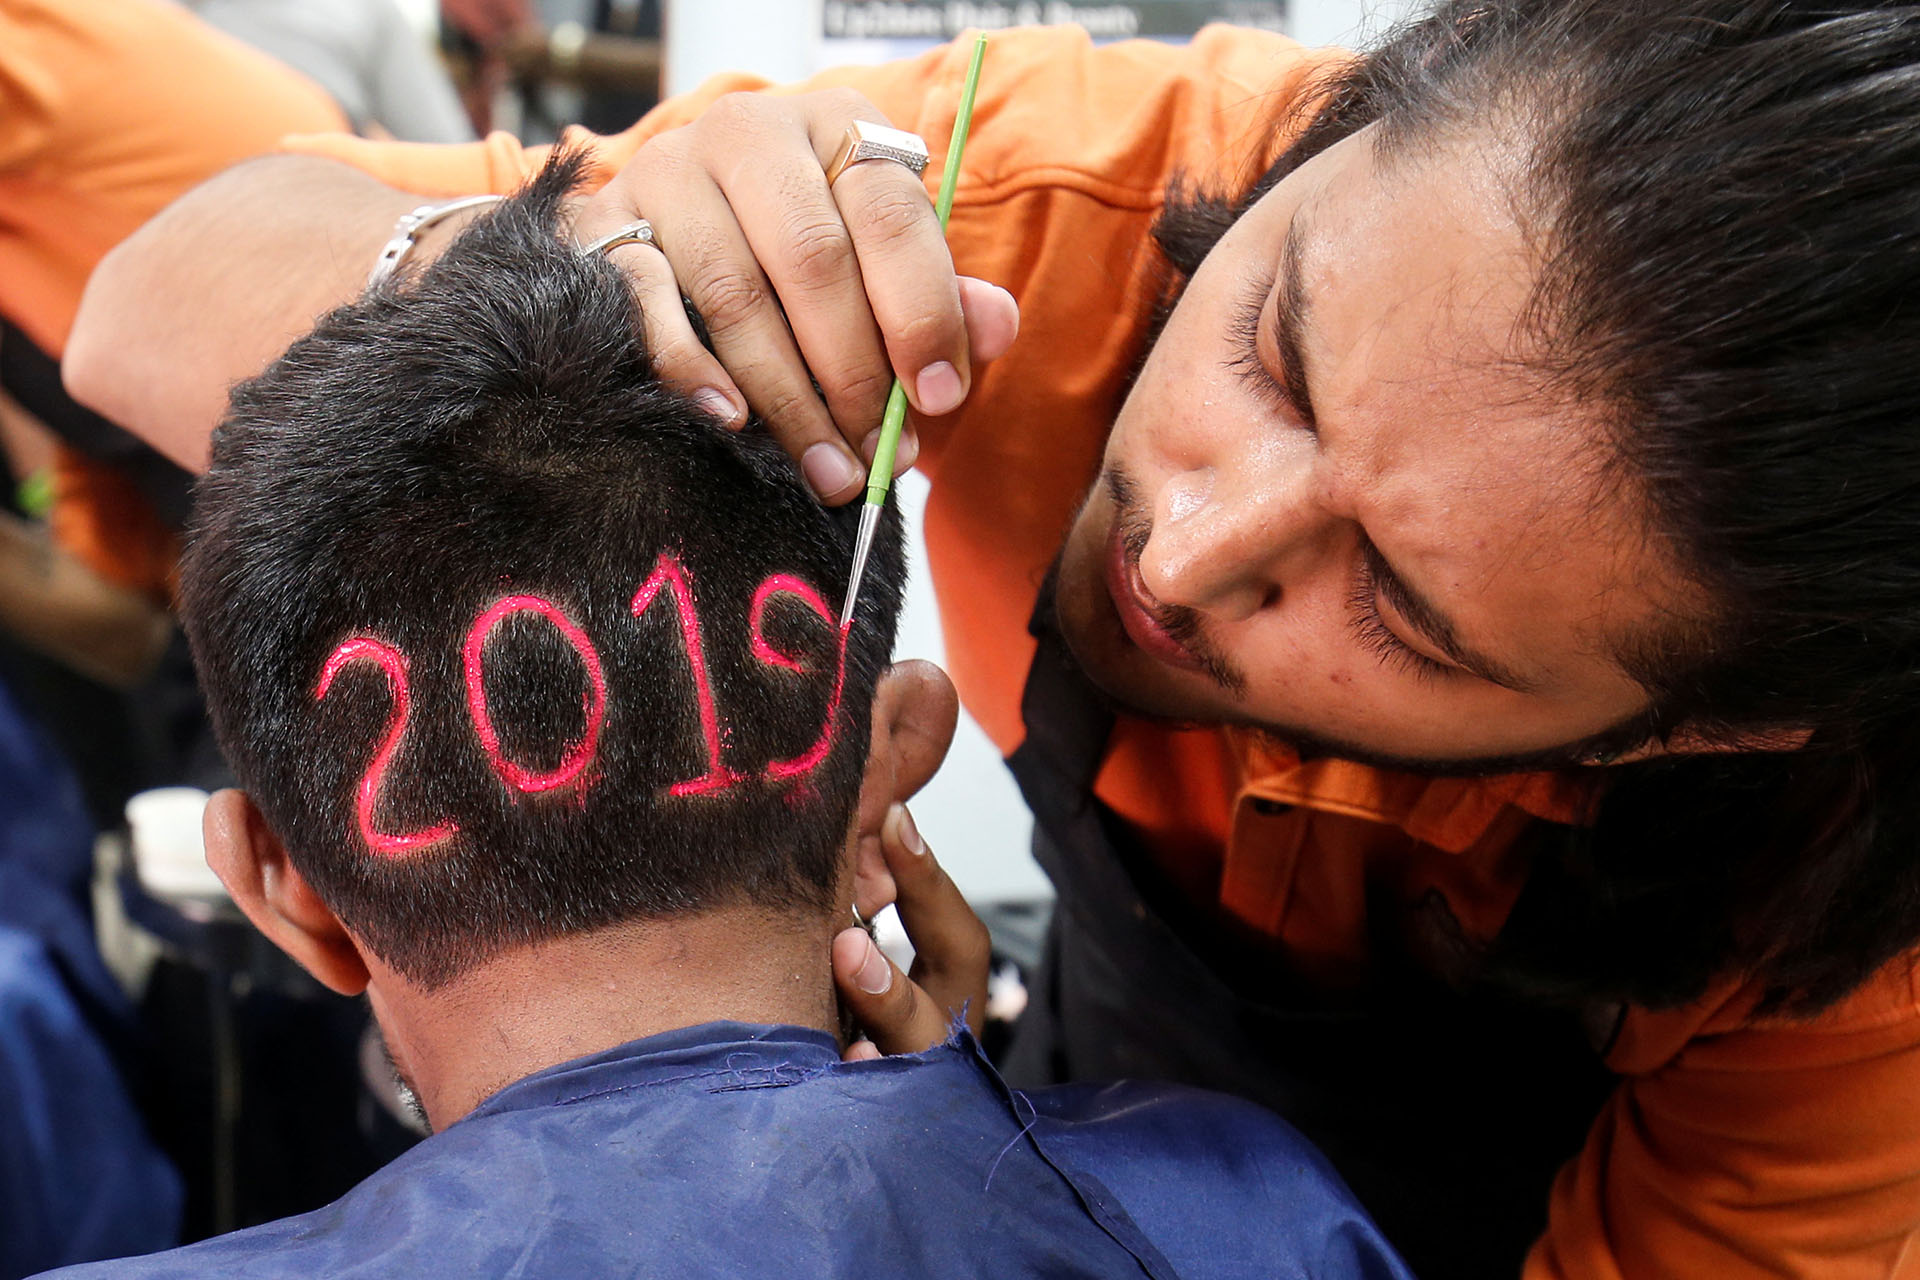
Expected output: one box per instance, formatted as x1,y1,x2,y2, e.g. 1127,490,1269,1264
63,155,450,472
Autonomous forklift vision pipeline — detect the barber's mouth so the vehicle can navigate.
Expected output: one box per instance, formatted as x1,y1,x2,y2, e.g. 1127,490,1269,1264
1104,523,1209,673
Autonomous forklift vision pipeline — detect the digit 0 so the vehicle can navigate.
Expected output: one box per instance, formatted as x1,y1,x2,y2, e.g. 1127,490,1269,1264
463,594,607,793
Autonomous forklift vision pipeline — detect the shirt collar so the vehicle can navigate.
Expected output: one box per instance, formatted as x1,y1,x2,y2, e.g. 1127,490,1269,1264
1232,731,1598,854
463,1021,845,1123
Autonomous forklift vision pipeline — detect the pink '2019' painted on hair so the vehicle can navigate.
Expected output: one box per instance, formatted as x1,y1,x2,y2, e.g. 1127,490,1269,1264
462,594,608,794
316,636,459,856
320,562,854,827
631,553,742,796
747,574,849,781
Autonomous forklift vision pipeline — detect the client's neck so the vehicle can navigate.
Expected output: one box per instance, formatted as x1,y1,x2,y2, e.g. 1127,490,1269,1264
368,904,839,1129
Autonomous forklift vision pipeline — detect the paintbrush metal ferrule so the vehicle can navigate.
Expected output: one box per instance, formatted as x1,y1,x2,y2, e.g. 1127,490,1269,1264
839,501,884,630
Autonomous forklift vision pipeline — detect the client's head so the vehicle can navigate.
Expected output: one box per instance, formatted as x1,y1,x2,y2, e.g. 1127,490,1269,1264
179,151,911,1002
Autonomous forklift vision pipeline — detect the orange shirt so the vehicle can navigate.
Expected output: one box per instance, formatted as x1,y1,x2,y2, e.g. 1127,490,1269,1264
288,27,1920,1277
0,0,345,595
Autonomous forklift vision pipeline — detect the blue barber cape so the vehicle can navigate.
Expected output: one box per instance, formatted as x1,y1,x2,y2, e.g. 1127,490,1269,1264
41,1021,1412,1279
0,675,180,1278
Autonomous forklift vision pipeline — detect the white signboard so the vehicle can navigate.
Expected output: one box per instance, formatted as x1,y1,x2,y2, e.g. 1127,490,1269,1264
819,0,1287,66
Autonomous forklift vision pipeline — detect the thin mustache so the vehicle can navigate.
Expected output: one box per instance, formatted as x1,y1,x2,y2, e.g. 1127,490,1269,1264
1102,469,1247,697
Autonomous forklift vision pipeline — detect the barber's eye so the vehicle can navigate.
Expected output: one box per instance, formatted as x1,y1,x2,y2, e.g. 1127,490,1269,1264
1346,554,1450,684
1226,279,1306,427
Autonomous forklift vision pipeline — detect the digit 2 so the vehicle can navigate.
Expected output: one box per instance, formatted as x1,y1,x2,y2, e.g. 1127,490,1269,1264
316,637,459,856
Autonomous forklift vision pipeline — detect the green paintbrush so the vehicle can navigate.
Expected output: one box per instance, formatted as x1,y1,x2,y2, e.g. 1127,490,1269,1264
839,32,988,631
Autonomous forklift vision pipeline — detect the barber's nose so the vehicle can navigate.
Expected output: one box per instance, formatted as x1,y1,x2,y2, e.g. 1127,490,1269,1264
1139,461,1333,622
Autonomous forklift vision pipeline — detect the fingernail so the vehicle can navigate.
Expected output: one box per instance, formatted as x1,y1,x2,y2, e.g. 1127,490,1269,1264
801,443,860,498
855,935,892,995
892,803,926,856
915,361,963,415
892,428,919,476
693,386,739,424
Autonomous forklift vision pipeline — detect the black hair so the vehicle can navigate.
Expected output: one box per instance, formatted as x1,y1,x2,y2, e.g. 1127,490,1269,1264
179,151,904,987
1158,1,1920,1012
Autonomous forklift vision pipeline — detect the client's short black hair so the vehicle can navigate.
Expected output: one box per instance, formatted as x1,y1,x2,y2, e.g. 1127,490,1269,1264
180,152,905,987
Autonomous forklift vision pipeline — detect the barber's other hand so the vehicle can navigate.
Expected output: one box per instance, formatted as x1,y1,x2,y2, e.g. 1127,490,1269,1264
571,88,1020,503
834,803,990,1060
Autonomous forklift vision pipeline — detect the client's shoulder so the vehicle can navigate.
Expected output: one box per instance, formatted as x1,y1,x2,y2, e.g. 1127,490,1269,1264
1022,1077,1344,1197
1020,1079,1416,1280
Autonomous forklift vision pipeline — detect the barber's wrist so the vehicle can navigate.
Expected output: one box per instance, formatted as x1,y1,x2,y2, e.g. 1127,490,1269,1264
410,203,503,271
367,194,504,289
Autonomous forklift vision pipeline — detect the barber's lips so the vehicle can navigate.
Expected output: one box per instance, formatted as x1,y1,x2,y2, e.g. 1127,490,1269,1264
1104,525,1208,673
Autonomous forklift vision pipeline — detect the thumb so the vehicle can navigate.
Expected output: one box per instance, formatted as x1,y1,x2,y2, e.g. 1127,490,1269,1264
831,926,955,1058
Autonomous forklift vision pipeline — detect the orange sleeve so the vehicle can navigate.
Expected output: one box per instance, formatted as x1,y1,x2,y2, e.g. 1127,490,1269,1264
1530,965,1920,1279
1,0,347,593
0,0,347,356
0,11,57,173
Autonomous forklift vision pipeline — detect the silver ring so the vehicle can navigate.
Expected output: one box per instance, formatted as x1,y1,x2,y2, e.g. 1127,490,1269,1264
825,122,931,186
579,218,657,255
851,903,877,939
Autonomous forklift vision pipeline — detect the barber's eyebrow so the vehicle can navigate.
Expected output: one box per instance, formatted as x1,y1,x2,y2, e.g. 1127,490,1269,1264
1361,539,1542,694
1273,213,1319,430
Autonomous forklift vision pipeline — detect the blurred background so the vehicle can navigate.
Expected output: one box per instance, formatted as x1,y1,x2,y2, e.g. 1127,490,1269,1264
0,0,1417,1274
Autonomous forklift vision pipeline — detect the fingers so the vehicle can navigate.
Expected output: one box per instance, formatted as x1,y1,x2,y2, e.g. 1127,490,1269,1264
721,105,903,441
802,107,972,422
837,805,990,1055
709,92,973,470
958,276,1020,364
584,154,878,501
608,101,877,500
672,93,888,492
593,236,745,426
832,926,953,1057
579,88,1020,503
883,806,990,1036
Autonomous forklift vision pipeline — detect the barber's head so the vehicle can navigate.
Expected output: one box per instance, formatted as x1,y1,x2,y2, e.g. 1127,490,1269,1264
1056,0,1920,774
180,151,910,990
1054,0,1920,1013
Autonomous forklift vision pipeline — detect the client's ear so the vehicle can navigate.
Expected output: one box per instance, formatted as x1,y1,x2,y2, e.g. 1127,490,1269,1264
847,660,959,907
203,789,371,997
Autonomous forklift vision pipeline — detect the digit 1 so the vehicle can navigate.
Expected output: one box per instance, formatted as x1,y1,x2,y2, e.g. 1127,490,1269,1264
316,637,458,856
463,594,608,793
747,573,849,781
630,554,741,796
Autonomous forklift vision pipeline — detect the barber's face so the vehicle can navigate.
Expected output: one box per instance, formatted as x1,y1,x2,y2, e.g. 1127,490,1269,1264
1056,126,1694,771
